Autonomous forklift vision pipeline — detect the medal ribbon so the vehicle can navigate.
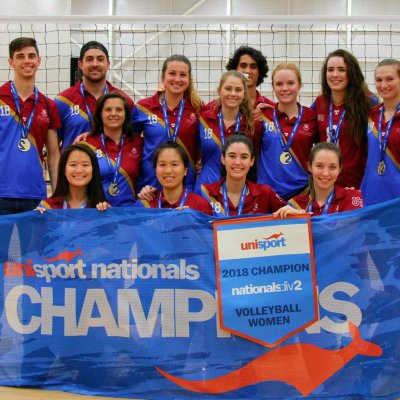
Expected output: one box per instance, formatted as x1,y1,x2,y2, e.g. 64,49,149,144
10,81,38,142
307,188,335,215
158,187,189,208
161,96,185,142
378,102,400,164
80,82,109,124
273,105,303,152
100,133,125,188
218,108,241,147
222,180,247,216
328,98,346,144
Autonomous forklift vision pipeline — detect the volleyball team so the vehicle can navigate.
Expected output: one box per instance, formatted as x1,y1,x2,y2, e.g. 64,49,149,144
2,37,400,218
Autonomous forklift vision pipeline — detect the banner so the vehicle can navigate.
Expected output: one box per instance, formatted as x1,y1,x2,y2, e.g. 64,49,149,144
213,215,318,347
0,204,398,400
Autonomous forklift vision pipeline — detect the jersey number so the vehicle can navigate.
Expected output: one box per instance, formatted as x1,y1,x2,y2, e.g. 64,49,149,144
0,105,11,116
148,114,158,124
70,105,80,116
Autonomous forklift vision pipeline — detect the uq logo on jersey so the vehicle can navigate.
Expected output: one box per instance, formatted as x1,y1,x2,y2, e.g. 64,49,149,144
240,232,287,251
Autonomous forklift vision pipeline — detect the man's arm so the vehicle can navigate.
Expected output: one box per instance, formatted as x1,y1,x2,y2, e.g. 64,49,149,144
46,129,60,192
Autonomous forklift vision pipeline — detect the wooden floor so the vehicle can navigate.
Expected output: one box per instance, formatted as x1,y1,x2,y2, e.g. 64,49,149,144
0,387,142,400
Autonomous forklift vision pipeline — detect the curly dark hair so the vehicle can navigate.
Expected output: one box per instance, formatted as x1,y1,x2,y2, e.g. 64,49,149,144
226,46,269,86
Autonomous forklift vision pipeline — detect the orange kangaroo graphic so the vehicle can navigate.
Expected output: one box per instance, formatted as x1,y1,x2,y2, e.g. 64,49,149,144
263,232,284,240
156,322,382,396
43,248,83,262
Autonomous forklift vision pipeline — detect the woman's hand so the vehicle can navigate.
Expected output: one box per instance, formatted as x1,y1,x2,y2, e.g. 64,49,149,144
137,185,157,201
96,202,111,211
273,205,305,219
253,102,274,121
35,206,46,214
73,132,90,144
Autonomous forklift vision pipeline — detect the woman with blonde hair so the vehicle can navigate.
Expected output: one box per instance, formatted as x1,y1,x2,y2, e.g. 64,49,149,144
258,63,318,200
132,54,203,192
195,70,254,193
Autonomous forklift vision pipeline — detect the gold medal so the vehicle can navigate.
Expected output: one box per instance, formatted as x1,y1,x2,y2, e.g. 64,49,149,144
108,182,120,196
279,151,292,165
18,138,31,152
377,161,386,176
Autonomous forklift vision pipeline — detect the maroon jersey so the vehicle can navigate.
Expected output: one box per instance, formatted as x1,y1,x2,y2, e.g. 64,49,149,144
288,185,364,216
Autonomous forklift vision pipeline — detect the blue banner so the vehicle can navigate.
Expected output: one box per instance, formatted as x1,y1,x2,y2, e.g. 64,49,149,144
0,204,398,399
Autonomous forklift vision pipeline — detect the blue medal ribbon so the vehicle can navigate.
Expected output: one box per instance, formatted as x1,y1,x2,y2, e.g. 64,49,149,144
80,82,109,124
328,98,346,144
222,180,247,216
218,108,241,147
378,103,400,164
158,187,189,208
161,96,185,142
10,81,38,143
273,104,303,152
100,132,125,191
307,188,335,215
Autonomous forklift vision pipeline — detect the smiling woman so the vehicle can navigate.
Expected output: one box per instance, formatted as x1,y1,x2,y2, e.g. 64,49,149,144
135,141,212,214
273,142,364,218
83,91,143,206
200,134,285,217
36,144,107,211
195,70,254,193
361,59,400,205
131,54,203,193
258,63,319,200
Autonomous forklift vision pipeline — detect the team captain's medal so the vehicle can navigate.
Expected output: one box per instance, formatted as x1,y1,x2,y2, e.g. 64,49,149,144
18,138,31,152
272,104,303,165
100,132,125,198
108,182,120,196
377,160,386,175
377,102,400,176
10,81,38,152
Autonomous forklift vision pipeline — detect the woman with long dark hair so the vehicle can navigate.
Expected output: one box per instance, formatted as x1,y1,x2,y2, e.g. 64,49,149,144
312,49,378,189
200,134,285,217
84,91,142,206
36,144,107,210
136,141,212,214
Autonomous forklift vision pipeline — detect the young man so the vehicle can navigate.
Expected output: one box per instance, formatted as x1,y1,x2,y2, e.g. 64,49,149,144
226,45,275,108
0,37,60,215
55,41,134,149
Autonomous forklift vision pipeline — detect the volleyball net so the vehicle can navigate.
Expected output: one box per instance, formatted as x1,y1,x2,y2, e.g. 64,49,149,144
1,16,400,106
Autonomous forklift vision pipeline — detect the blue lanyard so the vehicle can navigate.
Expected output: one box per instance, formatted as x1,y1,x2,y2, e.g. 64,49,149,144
10,81,38,140
273,105,303,152
79,82,109,124
328,99,346,144
218,108,241,147
158,187,189,208
100,133,125,186
161,96,185,142
307,189,335,215
222,180,247,216
378,103,400,163
63,200,88,209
